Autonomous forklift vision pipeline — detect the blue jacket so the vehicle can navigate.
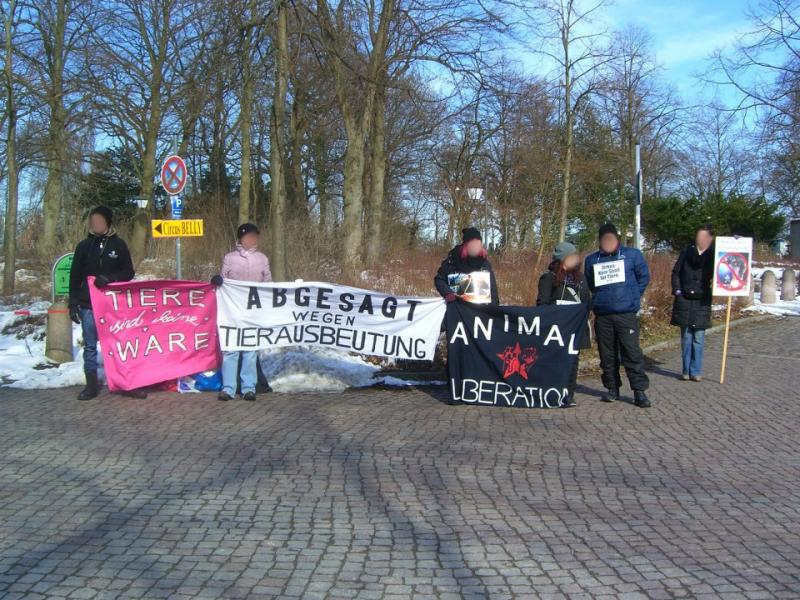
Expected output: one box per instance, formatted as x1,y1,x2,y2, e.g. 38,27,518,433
584,245,650,315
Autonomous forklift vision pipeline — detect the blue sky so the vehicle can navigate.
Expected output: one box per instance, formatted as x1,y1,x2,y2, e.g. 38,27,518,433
600,0,754,104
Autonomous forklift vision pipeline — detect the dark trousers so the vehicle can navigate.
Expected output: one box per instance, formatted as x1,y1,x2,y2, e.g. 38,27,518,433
594,312,649,392
568,352,580,397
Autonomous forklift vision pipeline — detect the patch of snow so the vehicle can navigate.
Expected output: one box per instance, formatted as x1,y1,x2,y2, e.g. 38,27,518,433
752,265,799,281
0,303,90,389
744,297,800,317
0,301,438,393
259,346,379,392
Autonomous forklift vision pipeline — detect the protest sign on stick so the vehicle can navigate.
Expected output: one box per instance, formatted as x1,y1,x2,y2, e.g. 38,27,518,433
712,236,753,384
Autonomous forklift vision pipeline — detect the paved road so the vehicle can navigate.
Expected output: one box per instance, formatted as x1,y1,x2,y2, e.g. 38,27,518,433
1,317,799,600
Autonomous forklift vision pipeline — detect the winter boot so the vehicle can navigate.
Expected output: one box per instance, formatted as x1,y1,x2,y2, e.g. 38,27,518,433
634,390,651,408
601,388,619,403
78,372,99,401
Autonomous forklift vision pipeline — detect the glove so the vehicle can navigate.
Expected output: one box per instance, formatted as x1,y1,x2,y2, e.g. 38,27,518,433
94,275,111,288
211,275,224,287
69,307,81,324
674,289,682,296
445,292,457,303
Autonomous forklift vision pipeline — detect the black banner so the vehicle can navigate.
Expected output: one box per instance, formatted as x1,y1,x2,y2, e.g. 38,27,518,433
446,302,589,408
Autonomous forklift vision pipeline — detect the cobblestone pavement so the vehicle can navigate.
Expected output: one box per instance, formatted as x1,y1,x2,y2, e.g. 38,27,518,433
1,317,799,600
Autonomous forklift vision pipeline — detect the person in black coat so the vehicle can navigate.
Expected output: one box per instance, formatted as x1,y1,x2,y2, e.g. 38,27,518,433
536,241,591,407
671,223,715,381
68,206,136,401
434,227,499,305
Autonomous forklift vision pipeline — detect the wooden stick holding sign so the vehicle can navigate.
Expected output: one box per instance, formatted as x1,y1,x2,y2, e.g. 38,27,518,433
712,236,753,385
719,297,733,384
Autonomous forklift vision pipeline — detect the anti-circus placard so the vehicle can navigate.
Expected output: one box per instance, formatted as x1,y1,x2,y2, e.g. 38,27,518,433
216,280,446,361
446,301,589,408
88,278,219,391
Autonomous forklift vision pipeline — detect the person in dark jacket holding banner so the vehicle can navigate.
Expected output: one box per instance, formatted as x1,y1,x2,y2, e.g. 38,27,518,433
537,241,591,408
585,223,651,408
211,223,272,402
434,227,499,305
68,206,136,401
671,224,715,381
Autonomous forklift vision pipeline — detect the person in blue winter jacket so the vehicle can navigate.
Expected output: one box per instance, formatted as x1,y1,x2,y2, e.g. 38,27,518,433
584,223,651,408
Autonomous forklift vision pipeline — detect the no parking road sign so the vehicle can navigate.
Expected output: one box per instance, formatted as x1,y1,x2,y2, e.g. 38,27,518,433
161,155,187,196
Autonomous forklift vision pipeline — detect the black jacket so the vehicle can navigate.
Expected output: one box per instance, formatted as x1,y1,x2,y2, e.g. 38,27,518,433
536,269,591,349
69,231,135,309
670,244,714,330
434,245,500,305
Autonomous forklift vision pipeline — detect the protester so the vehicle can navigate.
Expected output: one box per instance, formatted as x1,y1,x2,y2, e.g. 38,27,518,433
671,224,715,381
211,223,272,402
536,241,591,408
434,227,499,305
68,206,136,401
585,223,651,408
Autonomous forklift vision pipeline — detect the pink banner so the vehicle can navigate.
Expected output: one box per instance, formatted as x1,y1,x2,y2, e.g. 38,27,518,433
88,277,219,391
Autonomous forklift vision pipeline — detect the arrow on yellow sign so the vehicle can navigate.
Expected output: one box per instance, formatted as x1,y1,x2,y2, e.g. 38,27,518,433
151,219,204,238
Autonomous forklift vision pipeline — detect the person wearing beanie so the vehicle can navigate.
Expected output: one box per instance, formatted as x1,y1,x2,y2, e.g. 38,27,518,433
584,222,651,408
211,223,272,402
68,205,135,401
434,227,499,306
536,241,590,407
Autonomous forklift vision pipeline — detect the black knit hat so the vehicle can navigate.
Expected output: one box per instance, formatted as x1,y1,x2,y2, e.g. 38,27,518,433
598,222,619,240
462,227,482,244
89,205,113,227
237,223,260,239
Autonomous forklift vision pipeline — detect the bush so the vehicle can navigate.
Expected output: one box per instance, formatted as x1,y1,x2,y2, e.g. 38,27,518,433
644,193,785,251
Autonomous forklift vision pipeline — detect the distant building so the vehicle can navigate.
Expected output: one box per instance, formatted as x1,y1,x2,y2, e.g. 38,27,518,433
791,219,800,260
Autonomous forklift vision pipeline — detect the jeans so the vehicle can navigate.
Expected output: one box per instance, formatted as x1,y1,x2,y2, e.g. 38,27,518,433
80,307,99,374
222,350,258,395
680,327,705,377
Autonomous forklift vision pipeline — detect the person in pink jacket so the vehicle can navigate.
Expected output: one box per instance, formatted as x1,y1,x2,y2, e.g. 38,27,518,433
211,223,272,401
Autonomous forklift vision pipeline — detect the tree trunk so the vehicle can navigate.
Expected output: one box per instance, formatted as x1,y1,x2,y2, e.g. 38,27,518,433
558,23,572,243
3,1,18,296
238,20,254,226
364,85,386,266
40,0,68,262
239,67,253,223
269,0,289,280
287,93,307,218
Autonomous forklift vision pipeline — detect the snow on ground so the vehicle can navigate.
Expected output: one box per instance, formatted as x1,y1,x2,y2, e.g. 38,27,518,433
752,264,799,281
0,302,87,389
0,301,434,392
744,297,800,317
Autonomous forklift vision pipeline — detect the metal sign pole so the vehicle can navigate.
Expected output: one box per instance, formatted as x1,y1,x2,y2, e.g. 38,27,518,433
634,142,642,250
176,211,182,279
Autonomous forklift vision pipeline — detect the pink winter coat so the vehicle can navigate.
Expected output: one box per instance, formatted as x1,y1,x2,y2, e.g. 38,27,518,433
221,245,272,283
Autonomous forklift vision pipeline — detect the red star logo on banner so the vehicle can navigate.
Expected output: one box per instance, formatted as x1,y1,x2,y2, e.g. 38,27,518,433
496,342,539,380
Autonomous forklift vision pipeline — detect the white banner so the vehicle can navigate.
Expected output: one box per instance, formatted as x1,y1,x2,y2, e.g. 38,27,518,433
216,280,446,360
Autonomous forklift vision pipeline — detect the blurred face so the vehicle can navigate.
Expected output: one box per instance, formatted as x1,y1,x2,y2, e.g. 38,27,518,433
465,239,484,257
562,253,580,270
695,229,713,252
600,233,619,254
89,214,109,235
240,232,259,250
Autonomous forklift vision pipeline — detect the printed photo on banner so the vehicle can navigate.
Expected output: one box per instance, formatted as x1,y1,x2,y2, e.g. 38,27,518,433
445,302,589,408
447,271,492,304
88,278,219,391
216,280,446,360
712,236,753,297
